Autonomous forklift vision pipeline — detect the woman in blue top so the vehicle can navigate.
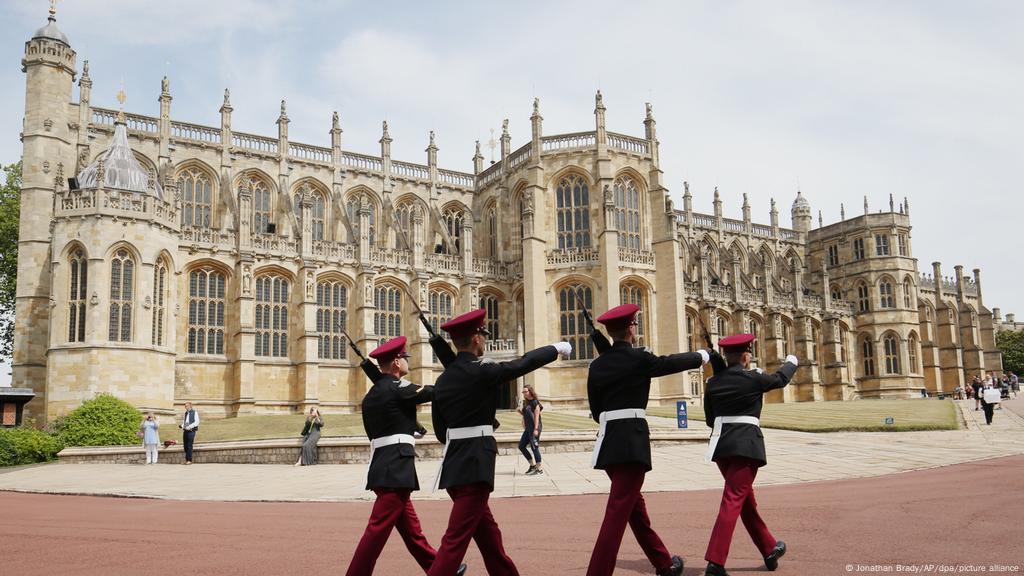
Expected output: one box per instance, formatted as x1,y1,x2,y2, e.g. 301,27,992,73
140,412,160,464
518,384,544,475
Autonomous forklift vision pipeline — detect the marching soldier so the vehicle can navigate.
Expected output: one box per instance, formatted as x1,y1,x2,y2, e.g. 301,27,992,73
701,333,796,576
345,336,467,576
586,303,709,576
427,309,571,576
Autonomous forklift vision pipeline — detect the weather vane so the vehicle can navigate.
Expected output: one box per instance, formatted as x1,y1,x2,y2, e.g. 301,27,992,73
116,78,126,122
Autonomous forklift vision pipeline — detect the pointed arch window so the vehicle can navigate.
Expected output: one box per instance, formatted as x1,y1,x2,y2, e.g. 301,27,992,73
293,190,326,241
750,318,762,359
255,275,289,357
830,285,842,302
68,249,87,342
861,335,876,376
556,174,591,250
717,315,729,341
108,249,134,342
242,177,272,235
151,261,168,346
179,167,212,228
394,201,414,249
441,208,464,254
903,279,914,309
347,196,377,247
781,320,793,357
485,206,498,258
857,283,870,312
187,267,225,355
883,333,901,374
614,176,641,250
558,284,595,360
513,194,526,259
620,283,648,347
810,322,819,362
480,293,500,339
373,285,402,346
908,333,919,373
428,288,455,362
686,312,700,353
317,280,348,360
879,280,895,309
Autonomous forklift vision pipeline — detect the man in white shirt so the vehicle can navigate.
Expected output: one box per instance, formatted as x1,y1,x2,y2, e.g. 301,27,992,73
179,402,200,464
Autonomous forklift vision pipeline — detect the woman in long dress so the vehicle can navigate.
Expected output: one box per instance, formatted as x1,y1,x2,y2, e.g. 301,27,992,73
295,407,324,466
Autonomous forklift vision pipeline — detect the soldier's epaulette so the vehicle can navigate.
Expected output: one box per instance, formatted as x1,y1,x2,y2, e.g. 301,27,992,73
398,379,415,388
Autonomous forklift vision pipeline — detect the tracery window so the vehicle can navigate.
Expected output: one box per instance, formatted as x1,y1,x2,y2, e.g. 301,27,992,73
558,284,595,360
187,267,226,355
485,206,497,258
347,196,376,246
876,234,890,256
614,176,641,250
293,191,326,241
781,320,793,357
373,285,402,345
717,315,729,341
481,293,500,339
108,249,134,342
179,167,212,228
686,312,700,352
903,279,914,309
394,201,413,249
620,283,648,347
317,280,347,360
441,208,464,254
883,334,901,374
908,333,919,373
68,249,87,342
255,275,289,357
555,174,590,250
428,288,455,362
750,319,762,359
879,281,895,309
861,335,876,376
857,283,870,312
853,238,865,261
241,177,272,235
151,261,168,346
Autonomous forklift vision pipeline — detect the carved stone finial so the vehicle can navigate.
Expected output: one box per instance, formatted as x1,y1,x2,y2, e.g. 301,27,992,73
474,140,481,156
714,186,720,200
501,118,509,136
382,120,390,138
533,97,540,115
82,59,90,77
224,88,231,106
161,75,169,94
595,89,604,108
840,203,845,219
645,102,653,120
429,130,435,146
742,193,749,207
683,181,690,197
332,111,340,131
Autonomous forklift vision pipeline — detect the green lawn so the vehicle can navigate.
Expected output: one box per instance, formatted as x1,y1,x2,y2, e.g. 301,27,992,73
189,410,597,443
647,399,960,432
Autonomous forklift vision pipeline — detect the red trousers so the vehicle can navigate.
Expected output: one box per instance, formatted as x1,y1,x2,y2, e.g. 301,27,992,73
426,482,518,576
704,457,776,566
586,464,673,576
346,489,437,575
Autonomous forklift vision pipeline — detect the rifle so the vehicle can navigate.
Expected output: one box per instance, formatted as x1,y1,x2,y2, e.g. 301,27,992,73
696,311,714,349
573,289,610,354
396,283,457,367
338,322,383,382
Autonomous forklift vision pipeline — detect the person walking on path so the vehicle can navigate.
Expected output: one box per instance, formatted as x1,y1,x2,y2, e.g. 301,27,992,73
1010,372,1020,398
179,402,199,464
294,407,324,466
518,384,544,476
345,336,467,576
981,380,999,425
701,333,797,576
972,376,983,411
140,412,160,465
585,303,708,576
427,309,570,576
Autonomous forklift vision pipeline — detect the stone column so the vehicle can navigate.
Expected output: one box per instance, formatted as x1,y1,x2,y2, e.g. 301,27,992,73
233,259,256,415
297,267,319,413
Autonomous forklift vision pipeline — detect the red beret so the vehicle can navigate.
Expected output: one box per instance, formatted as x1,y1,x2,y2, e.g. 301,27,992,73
596,303,640,330
369,336,409,364
441,309,487,340
719,333,755,352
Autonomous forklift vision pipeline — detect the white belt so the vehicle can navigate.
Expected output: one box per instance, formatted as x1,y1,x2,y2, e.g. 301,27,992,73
367,433,416,484
591,409,646,467
704,416,760,463
432,425,494,492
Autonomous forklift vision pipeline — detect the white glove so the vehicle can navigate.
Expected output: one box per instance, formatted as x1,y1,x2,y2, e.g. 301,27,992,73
698,350,710,365
785,354,799,366
553,341,572,358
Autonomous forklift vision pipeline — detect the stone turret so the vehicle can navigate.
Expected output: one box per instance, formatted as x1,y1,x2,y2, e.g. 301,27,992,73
791,190,812,234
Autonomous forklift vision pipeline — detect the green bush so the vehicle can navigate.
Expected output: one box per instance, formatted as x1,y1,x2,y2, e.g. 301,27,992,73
55,393,141,447
0,427,63,466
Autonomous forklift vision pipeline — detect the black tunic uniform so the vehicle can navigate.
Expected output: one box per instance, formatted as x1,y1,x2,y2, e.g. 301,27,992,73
587,341,706,471
703,361,797,466
432,346,559,490
361,374,435,490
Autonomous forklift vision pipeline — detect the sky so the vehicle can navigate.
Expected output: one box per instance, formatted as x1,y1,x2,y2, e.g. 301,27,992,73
1,0,1021,380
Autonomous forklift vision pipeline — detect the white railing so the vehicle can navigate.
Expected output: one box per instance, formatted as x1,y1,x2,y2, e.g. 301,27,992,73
723,218,745,233
171,121,221,144
618,247,655,266
311,240,356,261
391,160,429,180
508,143,532,169
607,132,649,155
541,131,596,152
289,142,331,163
426,253,461,274
54,188,177,229
342,152,383,172
252,234,298,254
691,213,716,228
779,229,797,241
370,248,411,268
91,108,117,126
180,226,235,247
752,224,773,237
438,169,475,188
477,162,503,188
709,285,732,300
546,248,598,266
91,108,159,133
232,132,279,154
740,288,765,303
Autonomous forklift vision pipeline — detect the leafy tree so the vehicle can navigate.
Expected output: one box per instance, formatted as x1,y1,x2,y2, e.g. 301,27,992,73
54,393,142,447
0,161,21,363
997,330,1024,376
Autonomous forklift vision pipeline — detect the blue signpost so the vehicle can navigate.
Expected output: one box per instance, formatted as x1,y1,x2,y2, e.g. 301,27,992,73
677,400,688,429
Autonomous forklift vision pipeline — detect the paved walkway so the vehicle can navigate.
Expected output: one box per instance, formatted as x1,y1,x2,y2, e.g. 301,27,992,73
2,398,1023,502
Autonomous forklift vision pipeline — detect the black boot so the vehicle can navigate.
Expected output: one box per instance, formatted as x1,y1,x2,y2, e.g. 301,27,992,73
657,555,683,576
704,561,730,576
455,563,467,576
764,540,787,571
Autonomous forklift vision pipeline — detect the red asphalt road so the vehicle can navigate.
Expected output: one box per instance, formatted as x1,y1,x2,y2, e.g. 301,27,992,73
3,456,1022,576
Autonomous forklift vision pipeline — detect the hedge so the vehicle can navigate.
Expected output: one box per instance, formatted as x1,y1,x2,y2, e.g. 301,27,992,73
0,427,63,466
54,393,142,447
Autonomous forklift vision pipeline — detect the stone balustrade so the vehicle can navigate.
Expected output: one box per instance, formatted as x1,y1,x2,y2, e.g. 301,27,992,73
55,188,178,230
546,248,598,267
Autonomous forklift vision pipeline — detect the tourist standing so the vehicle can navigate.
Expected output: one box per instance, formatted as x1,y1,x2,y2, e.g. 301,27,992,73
972,376,983,410
295,407,324,466
518,384,544,476
1010,372,1019,398
585,303,708,576
140,412,160,465
702,333,797,576
179,402,199,464
427,309,569,576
